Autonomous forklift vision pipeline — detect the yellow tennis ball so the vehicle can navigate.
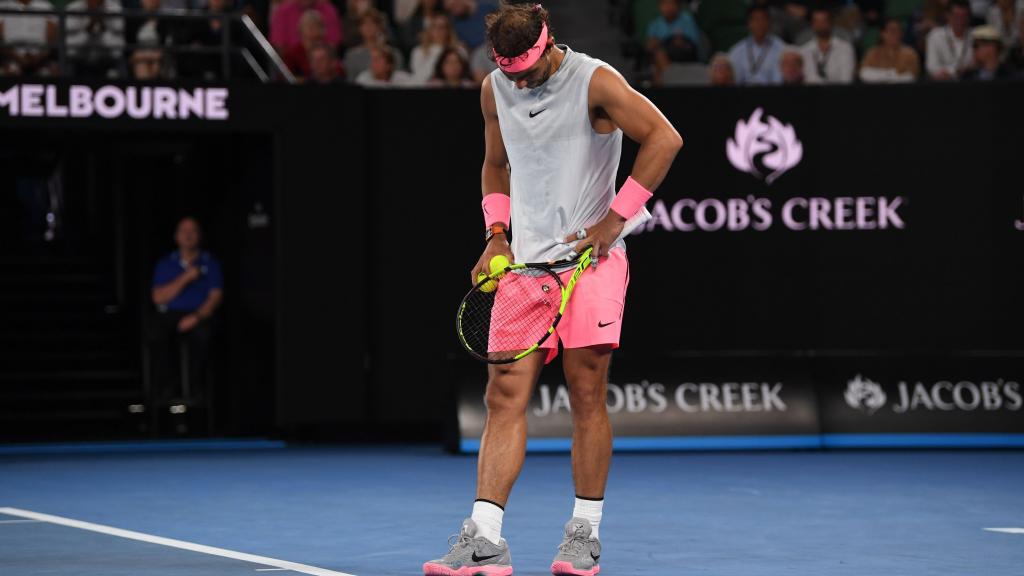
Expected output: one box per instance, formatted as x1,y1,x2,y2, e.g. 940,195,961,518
489,255,510,278
477,272,498,293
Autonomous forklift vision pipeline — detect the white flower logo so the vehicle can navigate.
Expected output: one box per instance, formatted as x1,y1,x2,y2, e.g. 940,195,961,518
844,374,887,415
727,108,803,185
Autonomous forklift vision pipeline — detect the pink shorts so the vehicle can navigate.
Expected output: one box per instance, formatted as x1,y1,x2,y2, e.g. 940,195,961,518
488,247,629,364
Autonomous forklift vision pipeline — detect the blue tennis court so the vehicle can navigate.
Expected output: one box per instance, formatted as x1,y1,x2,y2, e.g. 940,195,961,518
2,445,1022,575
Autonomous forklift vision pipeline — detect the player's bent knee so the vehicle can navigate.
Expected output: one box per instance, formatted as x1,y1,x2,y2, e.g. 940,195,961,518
484,379,531,415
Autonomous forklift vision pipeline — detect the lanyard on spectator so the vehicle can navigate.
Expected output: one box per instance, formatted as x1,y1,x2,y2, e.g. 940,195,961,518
945,28,969,67
746,37,771,77
814,41,832,79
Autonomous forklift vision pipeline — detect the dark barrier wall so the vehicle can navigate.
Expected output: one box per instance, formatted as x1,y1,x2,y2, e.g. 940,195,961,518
2,80,1022,440
0,81,369,434
620,84,1024,352
368,84,1024,443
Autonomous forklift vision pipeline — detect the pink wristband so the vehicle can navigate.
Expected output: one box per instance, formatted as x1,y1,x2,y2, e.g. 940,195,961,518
481,193,511,228
609,177,653,219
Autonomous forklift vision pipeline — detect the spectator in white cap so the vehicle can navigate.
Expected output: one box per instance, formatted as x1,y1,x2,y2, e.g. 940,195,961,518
961,24,1013,79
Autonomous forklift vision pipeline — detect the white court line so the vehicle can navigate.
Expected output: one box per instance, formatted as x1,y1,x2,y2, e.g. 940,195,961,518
984,527,1024,535
0,519,42,524
0,507,356,576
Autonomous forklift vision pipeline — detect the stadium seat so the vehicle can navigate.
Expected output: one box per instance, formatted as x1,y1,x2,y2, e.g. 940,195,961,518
660,62,710,86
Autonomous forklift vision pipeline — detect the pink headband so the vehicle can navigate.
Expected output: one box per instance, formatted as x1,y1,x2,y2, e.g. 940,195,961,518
493,22,549,73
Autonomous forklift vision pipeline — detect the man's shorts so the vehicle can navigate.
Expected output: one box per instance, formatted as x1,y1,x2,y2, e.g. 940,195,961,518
488,247,629,364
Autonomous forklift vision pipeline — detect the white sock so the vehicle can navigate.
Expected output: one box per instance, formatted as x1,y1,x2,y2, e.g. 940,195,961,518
573,497,604,540
471,500,504,545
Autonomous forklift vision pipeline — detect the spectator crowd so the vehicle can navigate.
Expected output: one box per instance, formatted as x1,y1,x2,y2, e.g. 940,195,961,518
268,0,498,86
640,0,1024,85
0,0,500,84
2,0,1023,85
0,0,261,80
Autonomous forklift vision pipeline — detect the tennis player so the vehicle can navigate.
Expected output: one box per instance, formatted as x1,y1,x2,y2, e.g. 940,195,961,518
424,3,681,575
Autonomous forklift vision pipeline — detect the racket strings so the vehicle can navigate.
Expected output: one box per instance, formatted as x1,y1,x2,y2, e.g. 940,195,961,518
459,268,563,362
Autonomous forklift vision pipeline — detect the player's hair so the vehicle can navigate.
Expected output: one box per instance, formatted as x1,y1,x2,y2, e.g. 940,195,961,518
485,2,554,62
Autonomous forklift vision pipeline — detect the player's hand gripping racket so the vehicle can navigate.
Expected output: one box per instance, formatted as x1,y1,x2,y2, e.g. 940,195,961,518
456,208,650,364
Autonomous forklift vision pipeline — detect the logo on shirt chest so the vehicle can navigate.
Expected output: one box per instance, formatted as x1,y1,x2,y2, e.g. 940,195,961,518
529,107,548,118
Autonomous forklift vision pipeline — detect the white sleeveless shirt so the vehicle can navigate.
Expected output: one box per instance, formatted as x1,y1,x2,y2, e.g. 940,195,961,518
490,46,624,263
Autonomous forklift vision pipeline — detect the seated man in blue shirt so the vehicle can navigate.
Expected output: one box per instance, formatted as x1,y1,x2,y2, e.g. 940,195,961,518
445,0,497,49
150,217,223,404
728,6,786,85
646,0,703,85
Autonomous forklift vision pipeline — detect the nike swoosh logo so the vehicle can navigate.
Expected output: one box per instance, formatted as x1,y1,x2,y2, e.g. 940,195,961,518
529,108,547,118
597,321,616,328
472,552,501,562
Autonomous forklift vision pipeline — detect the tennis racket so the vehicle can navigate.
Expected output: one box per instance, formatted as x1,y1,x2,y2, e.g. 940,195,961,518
456,208,651,364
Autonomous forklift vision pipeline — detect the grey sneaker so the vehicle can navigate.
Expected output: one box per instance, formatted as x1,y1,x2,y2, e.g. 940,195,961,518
423,518,513,576
550,517,601,576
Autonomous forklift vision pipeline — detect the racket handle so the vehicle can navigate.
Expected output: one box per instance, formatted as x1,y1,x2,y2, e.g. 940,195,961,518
615,206,652,243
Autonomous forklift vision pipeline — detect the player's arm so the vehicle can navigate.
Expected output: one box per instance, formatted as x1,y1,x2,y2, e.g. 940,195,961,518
570,66,682,255
471,76,515,284
592,66,682,192
481,75,510,199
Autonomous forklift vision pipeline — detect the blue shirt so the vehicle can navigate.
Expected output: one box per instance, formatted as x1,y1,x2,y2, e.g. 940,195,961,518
728,35,785,85
646,12,701,48
152,251,223,312
452,1,497,49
